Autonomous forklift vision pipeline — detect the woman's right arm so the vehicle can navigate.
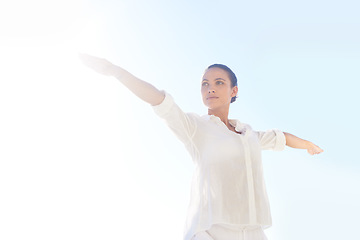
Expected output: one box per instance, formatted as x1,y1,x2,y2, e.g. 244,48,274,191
79,53,165,106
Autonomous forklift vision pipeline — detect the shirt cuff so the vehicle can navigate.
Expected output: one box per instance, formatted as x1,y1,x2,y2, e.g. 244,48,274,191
273,129,286,151
152,91,174,118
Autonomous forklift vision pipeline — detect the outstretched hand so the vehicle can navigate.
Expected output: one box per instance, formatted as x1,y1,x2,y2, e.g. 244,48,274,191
307,142,324,155
79,53,117,76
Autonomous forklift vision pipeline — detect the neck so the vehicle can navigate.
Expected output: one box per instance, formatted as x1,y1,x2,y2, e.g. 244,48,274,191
208,107,230,127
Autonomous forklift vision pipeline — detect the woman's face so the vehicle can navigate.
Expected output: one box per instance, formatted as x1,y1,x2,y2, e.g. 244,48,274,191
201,67,238,110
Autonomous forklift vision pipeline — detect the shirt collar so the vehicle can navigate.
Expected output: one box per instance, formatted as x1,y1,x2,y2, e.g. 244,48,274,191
202,115,248,134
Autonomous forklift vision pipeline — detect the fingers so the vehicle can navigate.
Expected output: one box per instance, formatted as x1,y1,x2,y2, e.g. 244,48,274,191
308,147,324,155
78,53,95,67
315,146,324,154
78,53,101,66
306,142,324,155
78,53,114,76
78,53,95,64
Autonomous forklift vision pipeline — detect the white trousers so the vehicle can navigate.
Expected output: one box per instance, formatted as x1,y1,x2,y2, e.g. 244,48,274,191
192,224,268,240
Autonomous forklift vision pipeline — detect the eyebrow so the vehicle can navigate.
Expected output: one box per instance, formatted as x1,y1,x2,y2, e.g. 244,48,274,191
202,78,226,81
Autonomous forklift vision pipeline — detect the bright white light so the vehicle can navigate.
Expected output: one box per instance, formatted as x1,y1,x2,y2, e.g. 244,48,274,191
0,1,149,239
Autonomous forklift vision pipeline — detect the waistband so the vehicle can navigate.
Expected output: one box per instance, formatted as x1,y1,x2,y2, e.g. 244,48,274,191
215,223,263,231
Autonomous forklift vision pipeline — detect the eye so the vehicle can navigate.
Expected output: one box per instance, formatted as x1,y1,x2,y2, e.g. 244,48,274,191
216,81,224,85
202,82,209,86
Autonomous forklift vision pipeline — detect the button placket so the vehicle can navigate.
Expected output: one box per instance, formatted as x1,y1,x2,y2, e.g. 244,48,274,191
240,135,257,224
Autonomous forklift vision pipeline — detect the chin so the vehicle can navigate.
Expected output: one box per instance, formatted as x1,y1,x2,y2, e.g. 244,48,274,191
206,105,220,110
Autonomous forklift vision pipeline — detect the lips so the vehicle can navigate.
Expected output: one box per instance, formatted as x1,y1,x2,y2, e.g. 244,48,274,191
207,97,219,100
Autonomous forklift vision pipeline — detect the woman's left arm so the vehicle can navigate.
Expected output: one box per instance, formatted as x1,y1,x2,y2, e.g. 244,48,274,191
283,132,324,155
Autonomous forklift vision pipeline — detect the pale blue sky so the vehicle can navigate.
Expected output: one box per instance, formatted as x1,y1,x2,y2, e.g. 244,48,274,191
0,0,359,239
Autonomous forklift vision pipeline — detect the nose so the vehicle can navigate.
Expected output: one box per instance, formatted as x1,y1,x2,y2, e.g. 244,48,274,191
208,89,215,93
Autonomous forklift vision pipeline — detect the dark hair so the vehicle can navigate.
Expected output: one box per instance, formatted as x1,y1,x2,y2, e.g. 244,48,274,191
206,64,238,103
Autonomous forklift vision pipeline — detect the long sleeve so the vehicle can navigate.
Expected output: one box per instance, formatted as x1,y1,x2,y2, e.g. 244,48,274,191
255,129,286,151
152,91,197,145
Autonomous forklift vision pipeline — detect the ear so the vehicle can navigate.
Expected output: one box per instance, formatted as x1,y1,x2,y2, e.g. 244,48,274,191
231,86,238,98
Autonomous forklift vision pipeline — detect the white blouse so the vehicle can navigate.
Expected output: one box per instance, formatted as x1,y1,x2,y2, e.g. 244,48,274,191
152,92,286,240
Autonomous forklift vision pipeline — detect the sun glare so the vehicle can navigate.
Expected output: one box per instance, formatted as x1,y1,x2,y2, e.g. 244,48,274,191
0,1,144,239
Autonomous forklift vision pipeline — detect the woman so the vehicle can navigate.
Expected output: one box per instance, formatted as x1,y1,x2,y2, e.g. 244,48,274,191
80,54,324,240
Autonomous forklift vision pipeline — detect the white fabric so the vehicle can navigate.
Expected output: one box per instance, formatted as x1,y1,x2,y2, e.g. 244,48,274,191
192,224,268,240
152,92,286,240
